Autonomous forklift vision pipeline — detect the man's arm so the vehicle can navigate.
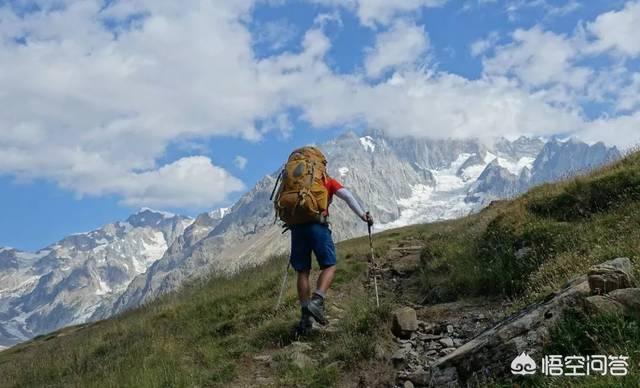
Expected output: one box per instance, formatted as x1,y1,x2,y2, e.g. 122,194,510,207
335,188,373,224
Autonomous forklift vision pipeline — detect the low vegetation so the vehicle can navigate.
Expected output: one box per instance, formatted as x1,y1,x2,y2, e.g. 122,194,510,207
418,151,640,304
0,233,394,387
2,151,640,386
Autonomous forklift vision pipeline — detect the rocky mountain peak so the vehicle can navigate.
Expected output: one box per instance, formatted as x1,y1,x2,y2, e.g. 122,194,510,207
126,208,189,228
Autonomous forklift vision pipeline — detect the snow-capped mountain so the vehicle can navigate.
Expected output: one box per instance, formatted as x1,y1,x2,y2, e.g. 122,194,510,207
106,132,620,316
0,209,193,348
0,133,620,348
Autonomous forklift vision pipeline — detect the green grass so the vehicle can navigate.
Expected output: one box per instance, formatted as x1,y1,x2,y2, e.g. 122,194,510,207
3,151,640,387
0,237,394,387
416,151,640,303
517,310,640,388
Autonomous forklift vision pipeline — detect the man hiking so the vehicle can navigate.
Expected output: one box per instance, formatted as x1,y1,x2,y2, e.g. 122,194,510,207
272,146,373,335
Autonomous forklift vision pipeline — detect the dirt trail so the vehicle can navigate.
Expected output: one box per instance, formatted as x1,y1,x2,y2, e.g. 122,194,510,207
367,237,507,387
234,237,506,387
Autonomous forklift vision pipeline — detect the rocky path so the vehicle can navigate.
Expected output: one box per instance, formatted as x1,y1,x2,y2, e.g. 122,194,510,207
371,238,507,387
233,239,637,387
235,236,508,387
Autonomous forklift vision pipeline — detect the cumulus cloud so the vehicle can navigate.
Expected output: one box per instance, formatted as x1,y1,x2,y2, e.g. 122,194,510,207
312,0,447,25
483,27,590,89
470,31,500,57
119,157,245,208
0,0,264,208
364,20,429,78
1,0,639,211
586,1,640,57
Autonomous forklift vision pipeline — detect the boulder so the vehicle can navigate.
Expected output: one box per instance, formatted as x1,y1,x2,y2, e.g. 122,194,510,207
393,307,419,339
406,367,430,386
584,295,625,316
587,288,640,319
430,276,590,382
588,257,634,295
430,366,459,387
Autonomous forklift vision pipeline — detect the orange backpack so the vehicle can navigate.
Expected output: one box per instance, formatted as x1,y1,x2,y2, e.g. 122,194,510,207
272,147,329,225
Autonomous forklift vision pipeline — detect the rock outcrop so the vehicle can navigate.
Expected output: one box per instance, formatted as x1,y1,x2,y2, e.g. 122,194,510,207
587,257,635,295
419,257,637,386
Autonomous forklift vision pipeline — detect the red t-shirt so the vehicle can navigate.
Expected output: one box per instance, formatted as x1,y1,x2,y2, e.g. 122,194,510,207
323,177,343,214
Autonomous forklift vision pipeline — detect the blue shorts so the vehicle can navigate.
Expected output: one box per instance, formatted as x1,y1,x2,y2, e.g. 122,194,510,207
290,223,337,272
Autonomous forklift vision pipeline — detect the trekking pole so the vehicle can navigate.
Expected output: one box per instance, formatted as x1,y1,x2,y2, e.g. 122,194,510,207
367,212,380,308
275,261,291,311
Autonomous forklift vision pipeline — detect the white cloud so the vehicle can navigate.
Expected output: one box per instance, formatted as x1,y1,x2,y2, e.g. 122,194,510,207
586,1,640,57
470,31,499,56
505,0,581,21
579,112,640,149
254,19,298,51
119,157,245,208
483,27,590,90
1,0,639,212
234,156,249,170
364,20,429,78
312,0,447,25
0,0,264,208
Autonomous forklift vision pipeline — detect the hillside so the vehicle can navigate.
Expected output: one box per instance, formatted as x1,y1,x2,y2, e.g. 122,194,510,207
1,151,639,387
0,134,618,350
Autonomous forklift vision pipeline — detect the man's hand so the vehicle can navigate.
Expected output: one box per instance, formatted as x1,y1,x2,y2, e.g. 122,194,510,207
362,212,374,227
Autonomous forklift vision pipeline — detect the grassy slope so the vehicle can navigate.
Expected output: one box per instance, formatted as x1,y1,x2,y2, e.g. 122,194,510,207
2,151,640,387
0,229,409,387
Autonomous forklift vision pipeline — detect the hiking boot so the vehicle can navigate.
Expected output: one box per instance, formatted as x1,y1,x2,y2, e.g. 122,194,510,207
295,313,313,337
303,294,328,326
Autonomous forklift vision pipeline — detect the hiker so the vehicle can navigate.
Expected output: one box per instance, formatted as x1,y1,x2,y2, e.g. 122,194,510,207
272,146,373,335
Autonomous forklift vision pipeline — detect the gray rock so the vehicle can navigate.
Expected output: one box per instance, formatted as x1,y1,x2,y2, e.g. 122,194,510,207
407,367,430,386
439,337,455,348
430,366,459,387
393,307,419,339
392,348,409,362
584,295,625,316
431,275,590,383
587,288,640,319
588,257,634,295
440,348,457,356
403,380,415,388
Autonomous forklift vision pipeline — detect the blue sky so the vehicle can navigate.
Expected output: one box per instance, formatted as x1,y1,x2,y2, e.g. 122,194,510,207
1,0,639,251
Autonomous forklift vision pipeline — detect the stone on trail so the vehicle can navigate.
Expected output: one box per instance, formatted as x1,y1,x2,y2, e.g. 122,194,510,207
403,380,415,388
438,337,454,348
393,307,419,339
406,367,430,386
588,257,634,295
430,366,459,387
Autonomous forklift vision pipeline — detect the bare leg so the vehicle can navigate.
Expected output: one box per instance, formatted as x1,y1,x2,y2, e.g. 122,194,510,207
316,265,336,294
297,270,311,304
